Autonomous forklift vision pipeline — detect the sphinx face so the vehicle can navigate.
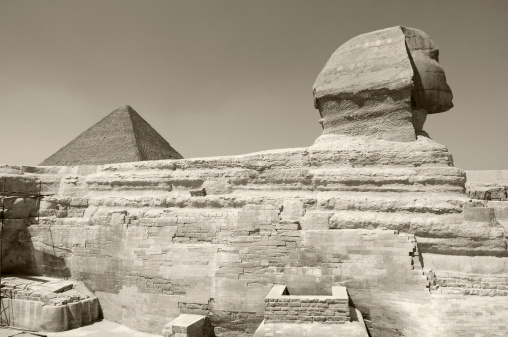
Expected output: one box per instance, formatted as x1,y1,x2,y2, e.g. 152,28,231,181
313,26,453,142
402,27,453,115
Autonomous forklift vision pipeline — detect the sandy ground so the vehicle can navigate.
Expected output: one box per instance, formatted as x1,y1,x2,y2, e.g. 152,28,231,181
0,320,160,337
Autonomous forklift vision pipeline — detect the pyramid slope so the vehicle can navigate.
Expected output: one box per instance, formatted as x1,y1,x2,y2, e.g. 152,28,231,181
40,105,183,166
129,108,183,161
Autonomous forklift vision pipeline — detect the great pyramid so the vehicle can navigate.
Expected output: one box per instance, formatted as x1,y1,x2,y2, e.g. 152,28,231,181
40,105,183,166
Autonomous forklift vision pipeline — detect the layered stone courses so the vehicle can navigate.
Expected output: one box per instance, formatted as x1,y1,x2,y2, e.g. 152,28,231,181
2,154,503,336
263,284,350,324
429,272,508,296
466,170,508,201
0,276,100,331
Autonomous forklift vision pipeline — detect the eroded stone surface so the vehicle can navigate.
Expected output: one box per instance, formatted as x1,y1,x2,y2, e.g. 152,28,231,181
313,26,452,142
2,140,506,336
0,276,99,332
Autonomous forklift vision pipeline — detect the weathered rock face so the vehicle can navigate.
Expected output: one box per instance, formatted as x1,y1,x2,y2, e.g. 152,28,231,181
2,149,506,337
0,276,100,332
313,26,452,141
402,27,453,115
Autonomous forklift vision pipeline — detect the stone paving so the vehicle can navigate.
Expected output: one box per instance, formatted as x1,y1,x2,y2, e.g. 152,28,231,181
0,320,159,337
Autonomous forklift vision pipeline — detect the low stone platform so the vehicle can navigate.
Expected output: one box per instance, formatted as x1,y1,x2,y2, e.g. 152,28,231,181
254,284,369,337
253,314,369,337
263,284,350,324
0,276,100,332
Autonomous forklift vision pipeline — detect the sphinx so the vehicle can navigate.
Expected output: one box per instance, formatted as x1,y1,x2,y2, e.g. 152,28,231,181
313,26,453,142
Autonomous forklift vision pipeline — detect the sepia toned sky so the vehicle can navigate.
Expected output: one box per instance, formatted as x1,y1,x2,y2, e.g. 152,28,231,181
1,0,507,169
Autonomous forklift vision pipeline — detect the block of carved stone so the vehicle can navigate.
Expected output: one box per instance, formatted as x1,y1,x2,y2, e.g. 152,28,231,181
189,188,207,197
40,305,68,332
281,199,305,222
313,26,452,142
463,207,496,223
162,314,214,337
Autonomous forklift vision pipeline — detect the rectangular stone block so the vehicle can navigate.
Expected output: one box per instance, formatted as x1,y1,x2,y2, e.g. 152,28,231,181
464,207,496,223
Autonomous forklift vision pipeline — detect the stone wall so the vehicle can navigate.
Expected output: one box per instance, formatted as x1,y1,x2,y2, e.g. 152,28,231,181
353,289,508,337
0,154,506,337
430,271,508,296
466,170,508,201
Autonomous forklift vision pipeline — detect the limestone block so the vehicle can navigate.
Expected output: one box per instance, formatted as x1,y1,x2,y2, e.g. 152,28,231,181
489,201,508,220
203,179,232,195
9,299,43,331
190,188,207,197
111,211,126,224
300,212,333,230
70,197,88,207
55,209,68,218
463,207,496,223
281,199,305,222
162,314,214,337
89,297,100,322
80,298,92,326
67,301,83,329
67,208,85,217
0,175,38,195
40,305,68,332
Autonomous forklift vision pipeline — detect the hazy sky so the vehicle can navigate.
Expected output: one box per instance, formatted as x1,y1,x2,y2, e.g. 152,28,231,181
1,0,507,170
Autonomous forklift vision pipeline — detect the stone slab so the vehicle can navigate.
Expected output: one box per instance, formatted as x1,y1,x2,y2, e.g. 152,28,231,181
254,309,369,337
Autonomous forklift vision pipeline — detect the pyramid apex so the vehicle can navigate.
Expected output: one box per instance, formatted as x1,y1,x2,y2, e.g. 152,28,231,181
114,105,135,113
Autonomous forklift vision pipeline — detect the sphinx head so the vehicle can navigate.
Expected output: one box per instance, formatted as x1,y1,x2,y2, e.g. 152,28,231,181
313,26,453,142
